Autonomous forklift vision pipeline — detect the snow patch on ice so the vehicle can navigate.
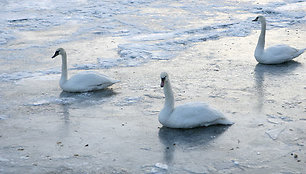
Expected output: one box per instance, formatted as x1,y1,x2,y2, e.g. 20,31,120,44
275,2,306,16
147,163,168,174
155,163,168,170
0,157,9,162
72,58,121,70
115,96,143,106
0,68,61,82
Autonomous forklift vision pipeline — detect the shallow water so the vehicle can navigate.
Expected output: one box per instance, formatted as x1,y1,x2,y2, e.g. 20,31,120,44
0,0,306,173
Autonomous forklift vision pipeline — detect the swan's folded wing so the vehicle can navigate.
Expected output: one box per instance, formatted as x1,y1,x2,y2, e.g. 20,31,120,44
64,72,119,92
169,102,226,128
264,45,300,63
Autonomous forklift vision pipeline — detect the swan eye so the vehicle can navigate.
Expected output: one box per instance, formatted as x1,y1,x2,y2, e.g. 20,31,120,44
161,77,166,81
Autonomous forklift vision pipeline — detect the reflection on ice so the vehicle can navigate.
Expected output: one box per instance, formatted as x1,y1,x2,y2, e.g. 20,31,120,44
59,88,117,102
158,126,229,164
28,89,117,107
253,61,301,112
59,89,117,106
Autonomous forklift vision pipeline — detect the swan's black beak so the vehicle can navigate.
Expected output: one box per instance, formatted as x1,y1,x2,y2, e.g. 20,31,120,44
52,50,60,58
160,78,165,87
252,17,259,22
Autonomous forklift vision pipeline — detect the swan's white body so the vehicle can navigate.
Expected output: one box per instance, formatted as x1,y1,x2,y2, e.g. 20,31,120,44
254,16,305,64
159,72,233,129
52,48,119,92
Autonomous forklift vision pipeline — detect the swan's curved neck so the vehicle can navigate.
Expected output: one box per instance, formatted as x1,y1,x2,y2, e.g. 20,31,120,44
255,19,266,57
163,80,174,112
60,52,68,85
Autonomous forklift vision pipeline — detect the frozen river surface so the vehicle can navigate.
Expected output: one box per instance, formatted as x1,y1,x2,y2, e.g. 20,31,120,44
0,0,306,173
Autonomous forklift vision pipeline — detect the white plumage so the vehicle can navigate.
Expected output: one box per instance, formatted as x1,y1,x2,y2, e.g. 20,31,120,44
52,48,119,92
159,72,233,129
253,16,305,64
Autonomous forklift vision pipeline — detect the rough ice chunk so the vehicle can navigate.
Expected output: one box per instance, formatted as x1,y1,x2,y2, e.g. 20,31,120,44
0,115,10,120
265,127,285,140
155,163,168,170
279,116,293,122
267,119,279,124
20,156,29,160
31,99,51,106
231,160,240,166
147,163,168,174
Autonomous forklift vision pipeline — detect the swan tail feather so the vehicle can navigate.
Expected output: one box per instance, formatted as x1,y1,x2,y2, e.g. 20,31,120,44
202,118,234,126
112,79,121,84
217,118,234,125
296,48,306,57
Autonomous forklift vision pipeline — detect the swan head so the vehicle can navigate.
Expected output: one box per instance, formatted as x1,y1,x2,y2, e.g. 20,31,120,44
52,48,66,58
160,72,169,87
252,15,265,22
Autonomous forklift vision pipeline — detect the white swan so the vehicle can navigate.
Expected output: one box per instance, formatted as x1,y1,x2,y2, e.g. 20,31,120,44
253,15,305,64
159,72,233,129
51,48,119,92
